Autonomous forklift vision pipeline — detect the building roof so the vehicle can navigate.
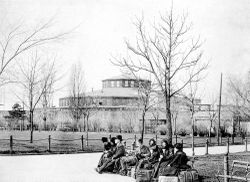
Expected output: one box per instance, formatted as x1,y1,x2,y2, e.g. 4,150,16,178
85,88,140,98
102,75,149,82
102,75,135,81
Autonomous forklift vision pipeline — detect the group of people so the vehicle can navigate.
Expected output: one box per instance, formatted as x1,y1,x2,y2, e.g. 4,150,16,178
96,134,191,179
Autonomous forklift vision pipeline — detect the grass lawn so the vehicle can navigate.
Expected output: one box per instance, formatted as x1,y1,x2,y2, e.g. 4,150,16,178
0,130,246,154
194,152,250,181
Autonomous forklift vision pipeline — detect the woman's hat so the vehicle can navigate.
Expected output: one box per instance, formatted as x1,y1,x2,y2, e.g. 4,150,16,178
116,135,123,141
174,143,183,150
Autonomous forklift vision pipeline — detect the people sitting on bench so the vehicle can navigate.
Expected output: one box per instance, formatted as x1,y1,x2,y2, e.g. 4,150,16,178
135,138,161,175
158,143,191,176
153,139,174,178
96,135,126,174
119,138,150,176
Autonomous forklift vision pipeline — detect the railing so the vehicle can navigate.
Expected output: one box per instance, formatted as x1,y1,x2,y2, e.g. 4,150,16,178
0,134,249,155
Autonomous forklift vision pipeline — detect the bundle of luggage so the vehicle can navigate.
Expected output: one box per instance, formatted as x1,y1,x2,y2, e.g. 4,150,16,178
96,135,200,182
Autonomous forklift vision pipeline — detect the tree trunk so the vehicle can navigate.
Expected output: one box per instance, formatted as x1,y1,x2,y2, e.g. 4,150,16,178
165,97,172,144
191,115,195,156
30,110,34,143
209,120,212,143
141,111,146,143
83,116,86,132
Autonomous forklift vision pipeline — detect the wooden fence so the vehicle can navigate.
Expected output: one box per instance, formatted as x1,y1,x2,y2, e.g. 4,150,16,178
1,134,249,155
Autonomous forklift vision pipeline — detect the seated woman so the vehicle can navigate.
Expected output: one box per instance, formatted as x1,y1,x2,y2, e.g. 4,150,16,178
96,142,113,173
158,143,190,176
97,137,109,167
168,143,190,170
153,139,174,178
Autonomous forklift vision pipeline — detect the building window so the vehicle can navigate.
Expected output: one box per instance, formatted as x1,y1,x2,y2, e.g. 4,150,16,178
117,81,121,87
107,81,111,88
125,80,129,87
131,81,135,87
111,81,115,87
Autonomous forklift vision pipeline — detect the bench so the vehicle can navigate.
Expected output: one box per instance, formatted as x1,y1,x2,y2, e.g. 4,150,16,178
216,160,250,181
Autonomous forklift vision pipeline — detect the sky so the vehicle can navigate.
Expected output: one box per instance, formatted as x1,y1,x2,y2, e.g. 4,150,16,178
0,0,250,109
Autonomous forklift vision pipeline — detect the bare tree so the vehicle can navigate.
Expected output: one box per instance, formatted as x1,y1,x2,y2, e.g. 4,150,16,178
227,72,250,117
69,62,86,131
68,62,98,132
112,6,208,143
183,74,199,156
0,18,70,87
208,97,217,143
225,72,250,138
16,51,56,142
137,77,158,142
41,56,59,131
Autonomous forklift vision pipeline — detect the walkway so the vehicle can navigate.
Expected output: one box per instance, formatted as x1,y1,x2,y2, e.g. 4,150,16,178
0,144,249,182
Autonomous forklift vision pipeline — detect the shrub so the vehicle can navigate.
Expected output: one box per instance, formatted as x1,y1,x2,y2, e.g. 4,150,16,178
156,125,168,135
177,129,187,136
210,132,216,137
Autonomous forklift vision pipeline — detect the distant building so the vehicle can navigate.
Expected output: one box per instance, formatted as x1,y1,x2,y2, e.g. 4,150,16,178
59,75,150,108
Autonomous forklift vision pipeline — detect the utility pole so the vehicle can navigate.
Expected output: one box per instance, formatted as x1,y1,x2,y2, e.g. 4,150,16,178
217,73,223,145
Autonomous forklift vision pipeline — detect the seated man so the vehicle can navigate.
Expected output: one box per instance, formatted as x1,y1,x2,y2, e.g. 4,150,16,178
96,135,125,174
119,138,150,176
136,138,161,174
148,138,161,165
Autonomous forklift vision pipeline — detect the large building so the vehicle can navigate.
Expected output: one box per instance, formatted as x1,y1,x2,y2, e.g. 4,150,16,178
59,75,150,108
58,75,151,132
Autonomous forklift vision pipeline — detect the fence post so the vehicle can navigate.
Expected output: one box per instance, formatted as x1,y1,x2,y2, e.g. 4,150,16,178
181,139,183,147
134,134,136,143
226,137,229,154
224,154,229,182
48,135,51,152
86,132,89,146
155,134,158,144
10,135,13,154
175,135,178,144
109,134,111,141
81,135,84,151
205,138,209,155
245,138,248,152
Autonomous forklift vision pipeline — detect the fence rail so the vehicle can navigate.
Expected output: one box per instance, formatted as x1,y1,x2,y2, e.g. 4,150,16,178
1,134,249,155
